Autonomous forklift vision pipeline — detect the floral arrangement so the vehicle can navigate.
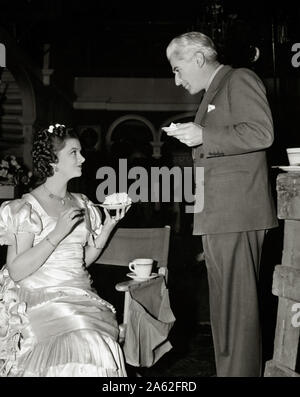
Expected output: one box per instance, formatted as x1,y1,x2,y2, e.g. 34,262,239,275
0,155,32,190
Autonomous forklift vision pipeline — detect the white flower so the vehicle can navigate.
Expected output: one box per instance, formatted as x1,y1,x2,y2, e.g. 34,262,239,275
1,160,9,168
0,169,8,178
55,124,65,128
48,125,54,133
10,160,19,167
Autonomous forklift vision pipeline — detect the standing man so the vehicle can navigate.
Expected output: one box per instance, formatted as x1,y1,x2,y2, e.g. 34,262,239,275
163,32,278,377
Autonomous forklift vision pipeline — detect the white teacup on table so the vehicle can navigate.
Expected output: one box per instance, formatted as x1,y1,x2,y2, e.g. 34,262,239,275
128,258,154,279
287,148,300,166
272,148,300,172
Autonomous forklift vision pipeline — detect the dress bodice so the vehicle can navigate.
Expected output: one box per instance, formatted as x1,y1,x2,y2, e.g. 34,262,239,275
0,192,126,378
0,192,103,290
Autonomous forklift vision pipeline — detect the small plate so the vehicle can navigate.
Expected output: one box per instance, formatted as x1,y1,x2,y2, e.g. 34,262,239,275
273,166,300,172
94,203,131,209
162,126,178,132
126,272,158,281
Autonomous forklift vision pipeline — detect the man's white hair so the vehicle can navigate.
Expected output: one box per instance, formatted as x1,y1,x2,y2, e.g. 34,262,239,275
166,32,218,63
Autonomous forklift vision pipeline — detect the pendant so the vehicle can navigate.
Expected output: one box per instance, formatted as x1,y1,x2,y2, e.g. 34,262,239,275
44,185,70,205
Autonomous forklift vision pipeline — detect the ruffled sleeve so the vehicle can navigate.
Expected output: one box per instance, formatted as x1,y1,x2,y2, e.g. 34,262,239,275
80,194,103,247
0,199,42,246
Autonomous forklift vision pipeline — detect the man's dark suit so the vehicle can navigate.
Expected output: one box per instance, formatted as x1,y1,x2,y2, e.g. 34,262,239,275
192,65,278,376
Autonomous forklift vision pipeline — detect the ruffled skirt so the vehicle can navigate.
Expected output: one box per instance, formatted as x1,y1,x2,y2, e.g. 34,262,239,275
1,270,127,377
18,329,126,377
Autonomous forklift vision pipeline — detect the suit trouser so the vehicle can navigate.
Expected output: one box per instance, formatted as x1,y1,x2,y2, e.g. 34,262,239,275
202,230,266,377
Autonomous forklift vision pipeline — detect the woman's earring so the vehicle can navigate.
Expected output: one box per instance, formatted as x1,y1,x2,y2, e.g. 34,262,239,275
54,165,59,172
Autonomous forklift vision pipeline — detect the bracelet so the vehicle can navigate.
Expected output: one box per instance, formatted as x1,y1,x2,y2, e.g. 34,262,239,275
94,240,106,250
45,236,57,248
95,244,105,250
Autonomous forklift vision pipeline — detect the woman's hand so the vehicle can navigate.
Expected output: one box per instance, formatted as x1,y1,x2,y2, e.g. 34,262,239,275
52,207,85,242
102,205,130,231
84,204,131,267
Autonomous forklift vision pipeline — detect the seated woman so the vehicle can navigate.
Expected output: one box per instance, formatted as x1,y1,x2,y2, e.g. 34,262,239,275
0,124,129,377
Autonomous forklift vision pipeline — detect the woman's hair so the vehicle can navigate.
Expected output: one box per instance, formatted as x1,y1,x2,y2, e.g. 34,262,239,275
166,31,218,63
32,124,79,180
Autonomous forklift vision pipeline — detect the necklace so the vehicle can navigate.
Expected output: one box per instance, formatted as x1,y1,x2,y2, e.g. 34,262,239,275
43,184,71,205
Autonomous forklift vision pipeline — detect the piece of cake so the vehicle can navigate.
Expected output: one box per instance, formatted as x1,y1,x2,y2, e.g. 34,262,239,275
103,192,132,206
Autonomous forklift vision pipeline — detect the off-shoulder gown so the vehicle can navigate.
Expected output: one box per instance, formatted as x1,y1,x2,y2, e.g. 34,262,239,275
0,192,127,377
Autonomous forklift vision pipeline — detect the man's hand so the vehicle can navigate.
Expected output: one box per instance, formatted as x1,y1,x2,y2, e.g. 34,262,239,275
162,122,203,147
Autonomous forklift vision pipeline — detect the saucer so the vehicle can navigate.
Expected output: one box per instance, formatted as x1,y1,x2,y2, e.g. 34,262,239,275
162,126,178,132
126,272,158,281
95,203,131,210
273,166,300,172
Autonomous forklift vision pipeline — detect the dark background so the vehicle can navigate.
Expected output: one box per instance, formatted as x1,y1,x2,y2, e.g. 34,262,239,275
1,0,300,160
1,0,300,376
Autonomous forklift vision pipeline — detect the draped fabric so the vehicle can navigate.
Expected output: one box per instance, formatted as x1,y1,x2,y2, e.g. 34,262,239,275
123,277,175,367
0,193,126,377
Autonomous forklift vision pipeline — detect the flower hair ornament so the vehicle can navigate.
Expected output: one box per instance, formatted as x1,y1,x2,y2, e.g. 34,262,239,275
47,124,65,133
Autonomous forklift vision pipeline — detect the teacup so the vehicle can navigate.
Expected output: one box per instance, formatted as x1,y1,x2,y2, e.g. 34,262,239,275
287,148,300,165
129,258,153,278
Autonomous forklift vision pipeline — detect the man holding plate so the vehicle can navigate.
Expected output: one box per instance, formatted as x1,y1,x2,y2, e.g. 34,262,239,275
163,32,278,377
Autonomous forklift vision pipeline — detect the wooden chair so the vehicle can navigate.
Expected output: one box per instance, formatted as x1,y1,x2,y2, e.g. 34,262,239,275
95,225,171,336
94,225,174,370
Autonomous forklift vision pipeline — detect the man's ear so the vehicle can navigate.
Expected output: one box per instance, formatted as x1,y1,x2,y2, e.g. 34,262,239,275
195,51,205,68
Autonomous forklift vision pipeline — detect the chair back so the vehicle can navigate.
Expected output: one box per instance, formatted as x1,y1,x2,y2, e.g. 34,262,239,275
93,225,174,368
95,226,171,271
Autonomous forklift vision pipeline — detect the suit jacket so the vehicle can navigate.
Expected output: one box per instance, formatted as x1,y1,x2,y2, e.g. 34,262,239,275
192,65,278,235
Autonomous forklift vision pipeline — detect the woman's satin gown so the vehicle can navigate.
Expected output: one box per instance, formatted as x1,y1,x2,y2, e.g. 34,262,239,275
0,193,127,377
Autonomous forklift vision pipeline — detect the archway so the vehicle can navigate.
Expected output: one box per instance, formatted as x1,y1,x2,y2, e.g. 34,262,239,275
106,115,156,160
